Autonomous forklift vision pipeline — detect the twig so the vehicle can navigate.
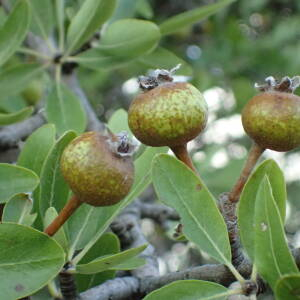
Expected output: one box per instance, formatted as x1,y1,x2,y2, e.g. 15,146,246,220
59,267,79,300
228,143,265,203
219,193,246,267
137,201,180,226
111,201,159,278
0,113,45,150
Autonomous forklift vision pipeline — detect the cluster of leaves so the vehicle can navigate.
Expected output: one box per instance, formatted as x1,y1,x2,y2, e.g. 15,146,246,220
0,109,166,299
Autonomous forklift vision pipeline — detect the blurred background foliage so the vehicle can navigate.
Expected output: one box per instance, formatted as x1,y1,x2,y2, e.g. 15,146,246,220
1,0,300,282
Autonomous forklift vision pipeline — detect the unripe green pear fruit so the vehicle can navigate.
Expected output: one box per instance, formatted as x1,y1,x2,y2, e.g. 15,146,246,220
242,91,300,152
128,82,208,147
22,80,43,105
60,131,134,207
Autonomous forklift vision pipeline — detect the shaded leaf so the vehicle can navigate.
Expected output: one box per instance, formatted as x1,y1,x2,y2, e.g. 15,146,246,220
29,0,54,38
44,207,69,252
108,108,132,136
159,0,236,36
238,159,286,261
18,124,56,176
96,19,160,58
0,106,34,125
46,83,87,136
2,193,36,226
143,280,229,300
0,223,65,300
152,154,232,266
254,177,298,289
76,244,147,274
39,131,76,217
139,47,193,76
67,0,117,53
275,274,300,300
70,146,167,264
0,0,31,66
0,164,39,203
110,257,146,270
75,233,119,292
0,63,44,99
76,48,131,70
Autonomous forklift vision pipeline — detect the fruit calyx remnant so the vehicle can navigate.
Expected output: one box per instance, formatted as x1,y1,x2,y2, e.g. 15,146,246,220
255,75,300,93
138,64,181,91
106,129,139,157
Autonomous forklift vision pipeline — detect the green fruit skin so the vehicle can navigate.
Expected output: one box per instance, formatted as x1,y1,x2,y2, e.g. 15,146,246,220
22,80,43,105
128,82,208,147
242,92,300,152
60,132,134,207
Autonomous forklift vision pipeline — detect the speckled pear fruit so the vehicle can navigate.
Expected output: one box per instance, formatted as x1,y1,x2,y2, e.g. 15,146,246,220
60,131,134,207
128,82,208,147
242,91,300,152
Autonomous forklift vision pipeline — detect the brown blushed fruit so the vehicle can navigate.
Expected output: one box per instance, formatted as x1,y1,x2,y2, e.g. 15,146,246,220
60,131,134,207
128,82,208,147
242,91,300,152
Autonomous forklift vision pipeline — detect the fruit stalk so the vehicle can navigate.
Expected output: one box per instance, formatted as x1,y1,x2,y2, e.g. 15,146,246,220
229,143,265,203
170,144,198,173
44,195,82,236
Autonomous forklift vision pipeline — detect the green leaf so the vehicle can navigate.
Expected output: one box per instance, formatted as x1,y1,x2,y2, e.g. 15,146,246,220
138,47,193,76
44,207,69,252
46,83,87,136
0,63,44,99
96,19,160,58
2,193,36,226
238,159,286,261
76,244,147,274
110,257,146,270
39,131,76,217
29,0,54,38
76,48,132,70
67,0,117,53
0,0,31,66
108,108,132,137
159,0,236,36
152,154,231,266
17,124,56,176
0,223,65,300
136,0,154,19
275,274,300,300
76,233,119,292
0,106,34,125
143,280,229,300
0,164,39,203
254,177,298,290
70,146,167,264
